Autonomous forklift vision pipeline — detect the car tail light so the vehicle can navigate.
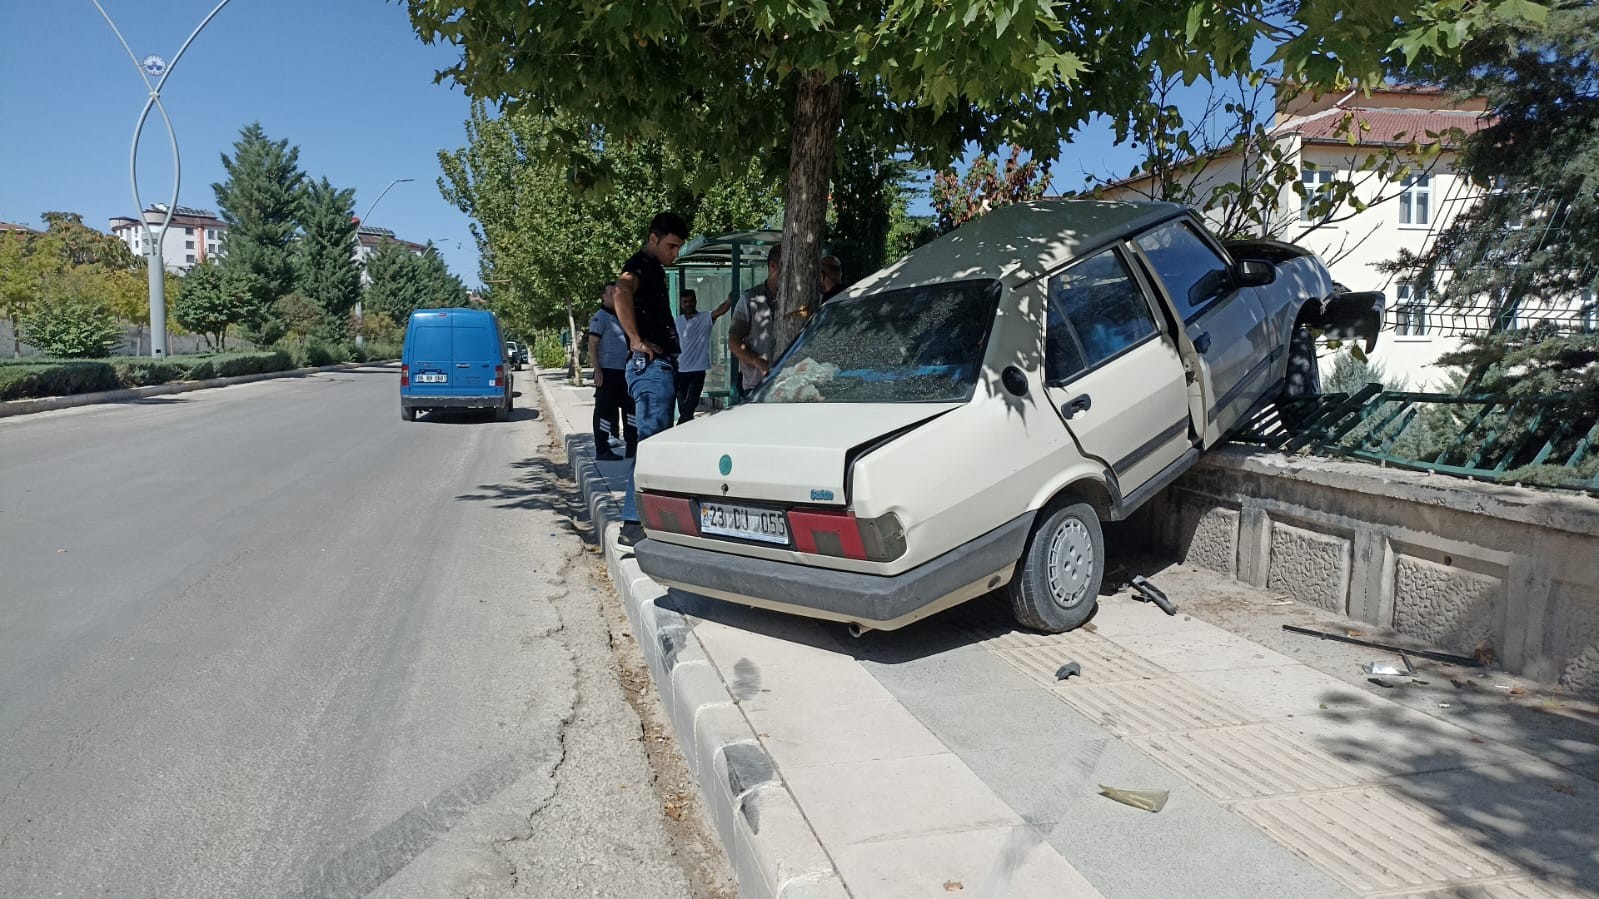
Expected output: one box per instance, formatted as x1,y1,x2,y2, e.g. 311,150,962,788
401,363,410,387
789,510,906,562
639,493,699,537
493,364,505,387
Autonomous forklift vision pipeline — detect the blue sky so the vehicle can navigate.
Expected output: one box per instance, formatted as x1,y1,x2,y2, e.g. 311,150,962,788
1,1,483,283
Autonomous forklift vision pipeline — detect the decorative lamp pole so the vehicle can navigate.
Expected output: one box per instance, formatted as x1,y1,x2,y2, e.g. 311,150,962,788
91,0,234,358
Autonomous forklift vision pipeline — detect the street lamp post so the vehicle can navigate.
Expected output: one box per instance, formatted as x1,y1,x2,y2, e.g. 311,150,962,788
92,0,234,358
353,178,413,347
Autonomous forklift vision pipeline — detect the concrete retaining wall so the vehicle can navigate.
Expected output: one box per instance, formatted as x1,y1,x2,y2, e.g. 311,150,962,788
1148,446,1599,697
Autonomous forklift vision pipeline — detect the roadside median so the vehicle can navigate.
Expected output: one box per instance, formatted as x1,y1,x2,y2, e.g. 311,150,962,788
0,361,396,419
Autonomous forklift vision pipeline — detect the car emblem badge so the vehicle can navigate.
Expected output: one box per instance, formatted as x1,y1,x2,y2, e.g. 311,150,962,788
718,454,733,476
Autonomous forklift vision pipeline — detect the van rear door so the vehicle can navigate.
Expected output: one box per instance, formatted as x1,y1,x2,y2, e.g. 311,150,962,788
452,316,496,389
408,312,453,395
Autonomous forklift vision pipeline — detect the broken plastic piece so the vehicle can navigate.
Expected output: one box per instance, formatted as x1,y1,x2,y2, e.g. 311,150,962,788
1098,785,1169,813
1130,575,1177,616
1055,661,1082,680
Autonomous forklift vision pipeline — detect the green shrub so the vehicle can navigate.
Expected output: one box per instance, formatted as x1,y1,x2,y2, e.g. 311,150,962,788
0,362,118,400
363,341,403,362
288,341,340,368
531,329,566,369
112,358,185,387
21,300,122,358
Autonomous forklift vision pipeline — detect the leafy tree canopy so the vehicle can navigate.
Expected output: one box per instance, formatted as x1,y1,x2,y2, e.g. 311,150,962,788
362,240,466,324
173,260,268,351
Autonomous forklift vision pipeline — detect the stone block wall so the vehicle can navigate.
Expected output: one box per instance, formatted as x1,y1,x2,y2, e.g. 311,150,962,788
1148,447,1599,697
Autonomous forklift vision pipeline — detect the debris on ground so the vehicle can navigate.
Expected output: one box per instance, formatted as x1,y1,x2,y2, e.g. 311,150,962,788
1055,661,1082,681
944,882,965,892
1098,785,1169,812
1130,575,1178,616
1282,625,1481,666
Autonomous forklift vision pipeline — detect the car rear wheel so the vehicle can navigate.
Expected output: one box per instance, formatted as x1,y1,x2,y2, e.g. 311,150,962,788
1007,501,1103,633
401,406,416,422
1282,321,1322,398
494,397,511,421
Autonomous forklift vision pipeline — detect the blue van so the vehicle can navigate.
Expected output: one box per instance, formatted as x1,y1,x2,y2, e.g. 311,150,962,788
400,308,514,421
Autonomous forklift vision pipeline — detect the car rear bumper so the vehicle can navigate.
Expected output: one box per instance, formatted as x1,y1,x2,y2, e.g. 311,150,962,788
633,512,1035,630
402,394,504,409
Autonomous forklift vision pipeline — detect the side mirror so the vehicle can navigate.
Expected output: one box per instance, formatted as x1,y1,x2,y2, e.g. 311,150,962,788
1234,259,1277,287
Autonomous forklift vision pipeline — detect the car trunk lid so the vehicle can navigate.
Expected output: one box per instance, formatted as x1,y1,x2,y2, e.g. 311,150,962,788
635,402,959,506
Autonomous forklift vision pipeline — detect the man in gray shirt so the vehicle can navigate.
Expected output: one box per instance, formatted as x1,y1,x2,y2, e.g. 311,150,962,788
728,244,781,399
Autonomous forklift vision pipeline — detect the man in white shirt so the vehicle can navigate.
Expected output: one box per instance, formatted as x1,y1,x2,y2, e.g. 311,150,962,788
672,289,731,424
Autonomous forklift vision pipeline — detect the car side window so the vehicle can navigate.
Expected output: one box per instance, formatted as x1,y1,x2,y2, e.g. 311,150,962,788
1134,221,1232,321
1045,248,1159,383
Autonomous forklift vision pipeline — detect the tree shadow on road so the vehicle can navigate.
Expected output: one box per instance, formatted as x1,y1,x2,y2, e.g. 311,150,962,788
453,453,597,547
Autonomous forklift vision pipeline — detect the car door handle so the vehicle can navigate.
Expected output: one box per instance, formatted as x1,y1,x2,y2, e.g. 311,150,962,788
1062,395,1092,419
1193,332,1212,354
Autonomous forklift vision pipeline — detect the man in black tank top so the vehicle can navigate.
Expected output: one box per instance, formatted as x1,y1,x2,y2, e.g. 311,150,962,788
614,212,688,526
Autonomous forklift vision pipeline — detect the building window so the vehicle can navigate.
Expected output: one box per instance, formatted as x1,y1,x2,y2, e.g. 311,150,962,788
1301,165,1335,222
185,227,194,235
1399,173,1431,225
186,254,196,264
185,239,195,249
1396,282,1429,336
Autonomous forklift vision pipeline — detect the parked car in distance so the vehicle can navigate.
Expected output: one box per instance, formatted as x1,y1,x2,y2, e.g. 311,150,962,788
632,200,1381,634
505,340,529,370
400,307,514,422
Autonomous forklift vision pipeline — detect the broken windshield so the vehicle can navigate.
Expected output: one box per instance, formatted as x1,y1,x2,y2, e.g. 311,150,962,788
750,279,1001,404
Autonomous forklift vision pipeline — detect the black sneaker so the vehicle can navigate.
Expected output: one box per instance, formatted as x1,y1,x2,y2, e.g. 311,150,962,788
594,448,623,462
617,522,647,547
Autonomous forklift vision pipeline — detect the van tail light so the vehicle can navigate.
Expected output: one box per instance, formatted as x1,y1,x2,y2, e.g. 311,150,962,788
789,510,906,562
639,493,699,536
493,364,505,387
401,363,410,387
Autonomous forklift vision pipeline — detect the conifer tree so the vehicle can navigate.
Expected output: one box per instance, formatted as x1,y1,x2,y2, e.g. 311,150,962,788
213,123,306,308
295,177,362,323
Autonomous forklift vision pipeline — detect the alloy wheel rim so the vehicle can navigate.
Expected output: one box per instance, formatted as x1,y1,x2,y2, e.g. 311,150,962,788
1046,518,1094,609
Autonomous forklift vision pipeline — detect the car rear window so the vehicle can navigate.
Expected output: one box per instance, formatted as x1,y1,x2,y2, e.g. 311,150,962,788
750,279,1000,404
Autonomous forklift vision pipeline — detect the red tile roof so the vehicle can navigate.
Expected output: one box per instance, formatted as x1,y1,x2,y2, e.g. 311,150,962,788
0,221,38,233
1282,107,1490,147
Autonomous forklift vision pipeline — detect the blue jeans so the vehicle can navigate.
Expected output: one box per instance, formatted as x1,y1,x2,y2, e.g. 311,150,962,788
620,353,675,522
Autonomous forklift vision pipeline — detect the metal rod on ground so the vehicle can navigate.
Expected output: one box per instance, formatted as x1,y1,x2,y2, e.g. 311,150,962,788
1280,624,1482,666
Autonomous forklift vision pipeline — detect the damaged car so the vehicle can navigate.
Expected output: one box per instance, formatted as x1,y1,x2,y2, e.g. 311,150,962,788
632,200,1381,634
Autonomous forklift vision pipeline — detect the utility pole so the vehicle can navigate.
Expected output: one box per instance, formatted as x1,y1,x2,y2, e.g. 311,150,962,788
91,0,234,357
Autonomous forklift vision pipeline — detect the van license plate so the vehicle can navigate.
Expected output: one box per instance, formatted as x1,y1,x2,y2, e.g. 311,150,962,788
700,502,789,544
415,373,447,383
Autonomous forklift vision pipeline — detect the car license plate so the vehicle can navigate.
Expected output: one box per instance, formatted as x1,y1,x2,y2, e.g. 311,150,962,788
415,373,447,383
699,502,789,544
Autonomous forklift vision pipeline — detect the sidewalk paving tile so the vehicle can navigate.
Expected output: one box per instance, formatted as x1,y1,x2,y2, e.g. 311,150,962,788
690,616,853,668
1179,663,1381,720
780,753,1021,846
991,638,1170,688
1051,676,1254,736
897,688,1100,754
1374,876,1594,898
1129,723,1371,800
830,825,1106,899
1078,595,1225,640
728,656,896,713
745,700,948,769
1104,628,1302,673
1278,703,1571,781
858,645,1037,704
1232,786,1525,894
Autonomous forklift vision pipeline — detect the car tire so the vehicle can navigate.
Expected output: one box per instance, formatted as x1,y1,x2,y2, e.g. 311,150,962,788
1282,321,1322,398
401,406,416,422
495,398,511,421
1007,501,1104,633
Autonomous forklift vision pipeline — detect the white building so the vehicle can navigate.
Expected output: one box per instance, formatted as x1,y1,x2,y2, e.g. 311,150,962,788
109,205,227,273
354,225,429,285
1095,85,1596,390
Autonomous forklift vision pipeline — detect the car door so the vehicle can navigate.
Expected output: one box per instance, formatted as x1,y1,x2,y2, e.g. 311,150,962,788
1132,218,1274,446
1042,245,1193,495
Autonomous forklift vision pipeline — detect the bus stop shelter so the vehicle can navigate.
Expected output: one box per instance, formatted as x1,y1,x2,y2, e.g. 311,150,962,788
668,229,782,410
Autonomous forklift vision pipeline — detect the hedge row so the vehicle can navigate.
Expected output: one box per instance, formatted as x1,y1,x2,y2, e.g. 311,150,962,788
0,343,406,402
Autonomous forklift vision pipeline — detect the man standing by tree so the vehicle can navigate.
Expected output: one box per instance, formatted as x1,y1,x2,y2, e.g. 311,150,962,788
728,244,782,401
672,289,732,424
613,212,687,528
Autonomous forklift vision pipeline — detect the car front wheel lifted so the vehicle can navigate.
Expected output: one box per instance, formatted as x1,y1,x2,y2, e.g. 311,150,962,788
1007,501,1104,633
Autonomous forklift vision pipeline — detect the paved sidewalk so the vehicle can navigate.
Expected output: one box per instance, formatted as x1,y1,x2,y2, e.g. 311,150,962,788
536,371,1599,899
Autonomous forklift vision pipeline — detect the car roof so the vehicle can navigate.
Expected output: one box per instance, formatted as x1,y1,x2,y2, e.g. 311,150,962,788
851,199,1186,294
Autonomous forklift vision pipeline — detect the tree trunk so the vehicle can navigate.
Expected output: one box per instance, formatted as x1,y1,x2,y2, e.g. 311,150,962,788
567,302,584,386
774,71,846,353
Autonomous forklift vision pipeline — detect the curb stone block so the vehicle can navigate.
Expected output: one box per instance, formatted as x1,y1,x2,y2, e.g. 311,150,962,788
693,702,754,843
669,661,735,767
777,876,853,899
735,784,843,899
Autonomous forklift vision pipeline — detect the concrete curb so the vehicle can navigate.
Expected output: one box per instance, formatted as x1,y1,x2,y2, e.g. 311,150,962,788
0,361,394,419
534,372,850,899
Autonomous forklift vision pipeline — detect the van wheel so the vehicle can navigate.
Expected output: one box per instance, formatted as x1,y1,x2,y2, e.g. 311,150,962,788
494,398,511,421
1007,501,1103,633
401,406,416,422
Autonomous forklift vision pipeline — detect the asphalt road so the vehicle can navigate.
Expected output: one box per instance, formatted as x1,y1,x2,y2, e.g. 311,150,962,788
0,366,700,897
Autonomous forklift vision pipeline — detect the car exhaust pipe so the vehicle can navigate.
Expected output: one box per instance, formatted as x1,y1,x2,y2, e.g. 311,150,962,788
846,622,869,639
